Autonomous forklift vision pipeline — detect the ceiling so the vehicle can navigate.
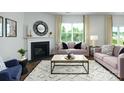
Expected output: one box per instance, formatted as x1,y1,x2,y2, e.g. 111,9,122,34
49,12,124,15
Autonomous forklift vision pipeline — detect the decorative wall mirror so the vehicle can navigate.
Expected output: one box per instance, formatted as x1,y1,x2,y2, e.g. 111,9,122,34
0,16,3,37
33,21,48,36
5,18,17,37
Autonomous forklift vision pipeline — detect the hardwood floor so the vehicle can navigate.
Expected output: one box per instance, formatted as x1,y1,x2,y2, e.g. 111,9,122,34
20,55,53,81
20,60,40,81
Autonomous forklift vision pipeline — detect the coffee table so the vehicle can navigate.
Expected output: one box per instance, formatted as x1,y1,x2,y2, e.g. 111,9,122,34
51,55,89,74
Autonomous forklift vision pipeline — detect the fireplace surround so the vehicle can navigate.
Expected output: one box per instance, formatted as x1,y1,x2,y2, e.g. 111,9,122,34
31,41,49,60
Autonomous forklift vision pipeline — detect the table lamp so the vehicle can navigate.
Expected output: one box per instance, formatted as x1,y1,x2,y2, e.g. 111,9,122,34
90,35,98,47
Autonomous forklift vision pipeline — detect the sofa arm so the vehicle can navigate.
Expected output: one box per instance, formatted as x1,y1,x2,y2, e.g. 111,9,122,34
5,59,19,67
117,53,124,78
81,44,89,56
0,70,12,81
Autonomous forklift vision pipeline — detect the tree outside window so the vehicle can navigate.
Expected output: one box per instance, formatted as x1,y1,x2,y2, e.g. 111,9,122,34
61,23,84,42
112,26,124,45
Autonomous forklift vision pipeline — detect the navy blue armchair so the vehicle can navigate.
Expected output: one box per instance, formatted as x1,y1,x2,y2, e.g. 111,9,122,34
0,59,22,81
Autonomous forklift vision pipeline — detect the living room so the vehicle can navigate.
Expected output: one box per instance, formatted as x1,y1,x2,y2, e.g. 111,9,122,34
1,0,124,92
1,12,124,81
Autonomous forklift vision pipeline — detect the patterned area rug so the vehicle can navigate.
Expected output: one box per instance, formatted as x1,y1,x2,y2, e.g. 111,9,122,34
25,60,119,81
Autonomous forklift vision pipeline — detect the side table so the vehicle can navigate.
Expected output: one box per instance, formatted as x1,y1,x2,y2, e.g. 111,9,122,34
18,58,28,75
89,46,101,57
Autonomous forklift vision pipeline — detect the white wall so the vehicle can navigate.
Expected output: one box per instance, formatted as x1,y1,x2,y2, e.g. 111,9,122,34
24,12,55,38
89,15,105,46
113,15,124,26
0,12,24,61
23,12,55,60
62,15,83,23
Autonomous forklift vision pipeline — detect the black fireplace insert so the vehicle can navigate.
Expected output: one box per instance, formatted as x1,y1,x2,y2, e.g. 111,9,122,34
31,41,49,60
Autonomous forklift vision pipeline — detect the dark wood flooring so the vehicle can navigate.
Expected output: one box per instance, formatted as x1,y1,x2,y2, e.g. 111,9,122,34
20,55,53,81
20,60,40,80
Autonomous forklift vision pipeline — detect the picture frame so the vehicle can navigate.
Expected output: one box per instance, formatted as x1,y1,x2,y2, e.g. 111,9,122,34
5,18,17,37
0,16,3,37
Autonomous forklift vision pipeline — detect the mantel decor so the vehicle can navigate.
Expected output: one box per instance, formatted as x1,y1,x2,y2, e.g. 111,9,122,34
33,20,48,36
5,18,17,37
0,16,3,37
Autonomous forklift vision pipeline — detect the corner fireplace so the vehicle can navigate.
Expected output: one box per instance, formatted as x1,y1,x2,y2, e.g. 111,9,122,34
31,41,49,60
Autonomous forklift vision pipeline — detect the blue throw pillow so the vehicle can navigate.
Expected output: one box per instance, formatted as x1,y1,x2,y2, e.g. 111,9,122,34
74,42,82,49
62,42,68,49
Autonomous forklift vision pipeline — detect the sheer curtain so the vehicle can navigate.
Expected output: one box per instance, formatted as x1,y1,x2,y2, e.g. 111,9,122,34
105,15,113,44
84,15,90,45
55,15,62,44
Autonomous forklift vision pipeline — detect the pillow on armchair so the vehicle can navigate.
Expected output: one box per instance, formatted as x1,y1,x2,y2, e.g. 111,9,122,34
0,56,7,71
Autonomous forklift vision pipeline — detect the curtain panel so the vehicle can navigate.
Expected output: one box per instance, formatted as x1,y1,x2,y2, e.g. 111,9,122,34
55,15,62,44
105,15,113,45
84,15,90,45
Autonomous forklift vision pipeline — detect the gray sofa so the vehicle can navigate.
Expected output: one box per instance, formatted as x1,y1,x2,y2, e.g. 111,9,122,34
55,42,89,56
94,45,124,80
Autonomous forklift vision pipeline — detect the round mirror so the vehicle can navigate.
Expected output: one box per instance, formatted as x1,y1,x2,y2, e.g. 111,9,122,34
33,21,48,36
37,24,45,33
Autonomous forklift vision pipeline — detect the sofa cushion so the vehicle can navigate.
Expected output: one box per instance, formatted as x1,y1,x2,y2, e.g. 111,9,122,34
68,49,87,54
57,49,68,54
113,46,123,57
103,56,118,69
94,53,110,60
74,42,82,49
0,57,7,71
68,42,75,48
101,45,114,56
62,42,68,49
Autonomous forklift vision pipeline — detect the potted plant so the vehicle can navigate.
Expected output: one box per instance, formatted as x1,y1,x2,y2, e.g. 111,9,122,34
18,48,26,59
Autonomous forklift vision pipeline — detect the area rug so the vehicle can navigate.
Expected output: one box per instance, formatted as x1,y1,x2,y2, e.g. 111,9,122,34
25,60,119,81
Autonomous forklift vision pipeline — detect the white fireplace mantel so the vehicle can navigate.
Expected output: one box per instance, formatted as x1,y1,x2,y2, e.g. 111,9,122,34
25,37,55,60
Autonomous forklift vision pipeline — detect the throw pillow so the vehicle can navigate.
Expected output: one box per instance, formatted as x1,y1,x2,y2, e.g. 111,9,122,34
119,48,124,54
62,42,68,49
81,43,87,49
101,45,114,56
74,42,82,49
0,56,7,71
68,42,75,48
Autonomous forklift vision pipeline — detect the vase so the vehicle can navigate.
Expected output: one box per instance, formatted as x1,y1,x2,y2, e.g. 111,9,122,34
67,53,71,59
21,55,26,60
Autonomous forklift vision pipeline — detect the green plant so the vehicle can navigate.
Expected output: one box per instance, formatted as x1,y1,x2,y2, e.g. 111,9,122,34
18,48,26,57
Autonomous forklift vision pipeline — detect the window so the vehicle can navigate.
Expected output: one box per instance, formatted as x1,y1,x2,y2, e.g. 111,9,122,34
61,23,84,42
112,26,124,45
